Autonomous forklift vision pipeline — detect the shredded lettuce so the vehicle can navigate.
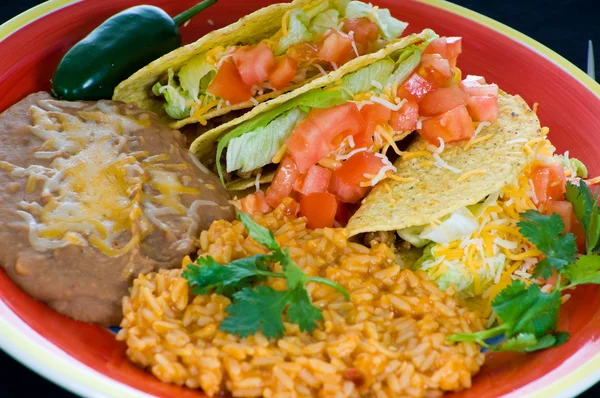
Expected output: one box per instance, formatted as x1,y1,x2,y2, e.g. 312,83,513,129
397,225,429,248
420,208,479,244
345,1,408,40
555,154,588,178
178,54,216,102
341,58,395,95
414,242,435,269
305,0,334,20
387,49,421,87
226,108,308,173
152,69,191,119
309,9,340,35
276,9,312,55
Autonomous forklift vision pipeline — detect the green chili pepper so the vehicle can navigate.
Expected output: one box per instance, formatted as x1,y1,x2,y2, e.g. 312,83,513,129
51,0,217,101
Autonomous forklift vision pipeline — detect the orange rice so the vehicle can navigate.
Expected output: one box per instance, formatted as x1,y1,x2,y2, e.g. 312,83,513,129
118,203,486,397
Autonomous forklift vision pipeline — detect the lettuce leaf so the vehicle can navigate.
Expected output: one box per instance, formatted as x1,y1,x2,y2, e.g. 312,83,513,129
397,225,429,248
215,89,351,182
178,54,216,102
345,1,408,40
226,108,308,173
275,9,312,55
387,49,421,88
152,69,191,119
341,58,395,95
420,207,478,244
309,9,340,35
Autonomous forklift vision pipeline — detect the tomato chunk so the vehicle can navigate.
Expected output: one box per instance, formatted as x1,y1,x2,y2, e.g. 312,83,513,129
336,151,387,186
357,103,391,147
286,103,365,173
207,61,252,104
467,95,499,122
423,38,448,57
418,86,470,117
342,17,379,55
265,156,300,207
318,30,354,64
459,75,499,97
544,200,586,250
396,73,433,102
390,101,419,131
418,54,452,88
299,192,338,229
240,191,272,215
296,165,332,196
424,37,462,58
418,105,475,145
232,42,276,87
287,42,319,63
329,171,369,203
269,55,298,91
529,163,567,205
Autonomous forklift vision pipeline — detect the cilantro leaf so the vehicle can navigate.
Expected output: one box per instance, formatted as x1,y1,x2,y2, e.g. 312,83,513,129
286,285,323,332
498,332,568,352
517,210,577,278
563,254,600,287
237,211,280,252
565,181,600,253
220,286,289,339
283,262,306,290
183,255,279,298
492,280,561,337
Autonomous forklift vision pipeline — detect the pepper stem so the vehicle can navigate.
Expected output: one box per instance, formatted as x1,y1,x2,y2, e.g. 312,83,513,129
173,0,217,27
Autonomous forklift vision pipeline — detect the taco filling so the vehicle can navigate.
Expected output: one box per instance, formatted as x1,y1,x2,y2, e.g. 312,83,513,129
197,34,504,230
152,1,408,123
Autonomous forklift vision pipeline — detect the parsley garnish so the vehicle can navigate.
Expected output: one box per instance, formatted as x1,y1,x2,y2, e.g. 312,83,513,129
450,179,600,353
182,211,350,339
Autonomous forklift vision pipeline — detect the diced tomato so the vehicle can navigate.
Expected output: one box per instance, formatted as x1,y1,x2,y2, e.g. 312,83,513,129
265,156,300,207
529,164,567,205
418,105,475,145
287,42,320,63
207,61,252,104
268,55,298,91
418,86,470,117
424,37,462,58
336,151,387,186
459,75,499,97
418,54,452,88
467,95,499,122
342,17,379,55
232,43,276,87
286,103,365,173
356,103,391,147
423,38,448,57
240,191,272,215
445,37,463,60
544,200,586,250
396,73,433,102
329,171,369,203
390,101,419,131
335,201,359,227
318,30,354,64
299,192,338,229
296,165,332,196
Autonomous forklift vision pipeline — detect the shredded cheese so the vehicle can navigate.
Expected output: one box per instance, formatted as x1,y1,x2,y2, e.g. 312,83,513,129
472,121,491,139
401,151,431,161
255,173,261,192
456,170,486,182
271,144,287,164
371,80,383,90
369,96,405,111
281,10,292,37
464,133,493,151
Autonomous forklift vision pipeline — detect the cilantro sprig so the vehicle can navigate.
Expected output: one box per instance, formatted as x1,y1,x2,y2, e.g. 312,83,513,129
182,211,350,339
450,179,600,353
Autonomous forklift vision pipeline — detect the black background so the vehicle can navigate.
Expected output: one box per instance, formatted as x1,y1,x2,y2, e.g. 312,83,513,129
0,0,599,397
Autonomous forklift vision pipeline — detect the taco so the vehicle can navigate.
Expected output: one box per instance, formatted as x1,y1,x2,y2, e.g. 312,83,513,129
188,29,438,200
113,0,413,129
345,91,559,300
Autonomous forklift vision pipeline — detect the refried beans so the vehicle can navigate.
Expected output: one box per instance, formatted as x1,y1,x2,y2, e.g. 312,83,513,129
0,92,234,325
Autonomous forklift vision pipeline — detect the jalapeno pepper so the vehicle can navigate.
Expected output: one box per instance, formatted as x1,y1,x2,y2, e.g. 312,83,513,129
52,0,217,101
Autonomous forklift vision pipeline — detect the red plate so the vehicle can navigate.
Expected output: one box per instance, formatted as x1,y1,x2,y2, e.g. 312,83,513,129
1,1,600,397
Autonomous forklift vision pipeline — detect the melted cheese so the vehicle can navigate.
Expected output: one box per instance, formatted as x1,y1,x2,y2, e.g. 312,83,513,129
10,101,206,257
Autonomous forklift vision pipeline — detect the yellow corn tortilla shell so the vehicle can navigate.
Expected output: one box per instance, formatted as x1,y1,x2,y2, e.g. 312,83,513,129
346,91,543,236
190,29,437,160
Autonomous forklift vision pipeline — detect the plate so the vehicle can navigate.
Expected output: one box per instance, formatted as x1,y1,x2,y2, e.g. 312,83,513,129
1,1,600,397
